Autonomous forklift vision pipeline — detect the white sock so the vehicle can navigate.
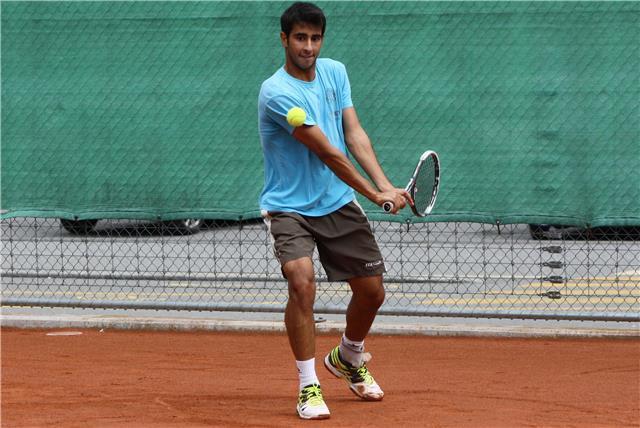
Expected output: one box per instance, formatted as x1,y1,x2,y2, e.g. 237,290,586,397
296,358,319,390
339,334,365,366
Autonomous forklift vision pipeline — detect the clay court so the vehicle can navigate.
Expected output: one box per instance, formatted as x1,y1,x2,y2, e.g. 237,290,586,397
2,328,639,427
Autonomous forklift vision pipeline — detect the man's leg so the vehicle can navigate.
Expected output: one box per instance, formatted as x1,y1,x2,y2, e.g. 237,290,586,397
323,274,385,401
282,257,317,361
345,275,385,341
283,257,330,420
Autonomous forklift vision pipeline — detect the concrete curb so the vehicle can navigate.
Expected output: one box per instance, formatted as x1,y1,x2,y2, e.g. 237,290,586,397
2,315,638,339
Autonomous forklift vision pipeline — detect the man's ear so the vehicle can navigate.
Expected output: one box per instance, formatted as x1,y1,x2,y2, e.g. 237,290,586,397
280,32,288,48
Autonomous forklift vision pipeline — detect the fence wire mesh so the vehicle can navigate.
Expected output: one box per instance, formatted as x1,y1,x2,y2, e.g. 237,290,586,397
1,218,638,321
3,2,639,226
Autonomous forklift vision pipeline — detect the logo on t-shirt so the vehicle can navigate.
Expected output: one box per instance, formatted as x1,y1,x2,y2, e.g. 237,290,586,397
325,88,336,102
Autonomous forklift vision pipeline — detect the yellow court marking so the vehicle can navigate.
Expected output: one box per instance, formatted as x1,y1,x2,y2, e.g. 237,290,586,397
561,276,640,282
21,290,288,302
420,295,638,306
520,277,640,296
8,289,639,314
528,287,638,297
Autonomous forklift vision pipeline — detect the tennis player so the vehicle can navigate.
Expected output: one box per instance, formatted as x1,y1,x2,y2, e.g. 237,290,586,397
258,2,411,420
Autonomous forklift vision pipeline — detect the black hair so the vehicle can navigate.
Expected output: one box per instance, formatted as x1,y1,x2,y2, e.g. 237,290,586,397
280,2,326,37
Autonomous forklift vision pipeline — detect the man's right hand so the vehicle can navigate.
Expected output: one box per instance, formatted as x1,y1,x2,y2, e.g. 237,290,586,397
376,189,413,214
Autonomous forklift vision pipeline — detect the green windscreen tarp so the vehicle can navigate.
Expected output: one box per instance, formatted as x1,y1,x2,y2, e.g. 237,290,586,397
2,1,639,225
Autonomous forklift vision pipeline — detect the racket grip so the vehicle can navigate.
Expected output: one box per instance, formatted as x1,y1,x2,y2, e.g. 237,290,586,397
382,201,394,213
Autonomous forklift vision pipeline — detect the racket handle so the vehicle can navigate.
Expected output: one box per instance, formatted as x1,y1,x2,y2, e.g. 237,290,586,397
382,201,394,213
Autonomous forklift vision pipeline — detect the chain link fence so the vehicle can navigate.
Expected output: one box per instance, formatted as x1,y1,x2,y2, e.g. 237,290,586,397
3,2,639,227
2,3,638,323
1,217,638,321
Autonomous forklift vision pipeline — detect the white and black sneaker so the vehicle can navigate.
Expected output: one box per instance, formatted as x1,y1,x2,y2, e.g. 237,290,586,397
296,383,330,420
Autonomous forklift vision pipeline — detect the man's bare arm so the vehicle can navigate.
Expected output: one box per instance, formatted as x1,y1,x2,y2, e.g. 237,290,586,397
342,107,413,209
342,107,397,193
292,124,407,212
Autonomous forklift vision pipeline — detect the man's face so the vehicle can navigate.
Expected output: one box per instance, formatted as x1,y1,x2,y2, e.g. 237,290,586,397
281,23,324,72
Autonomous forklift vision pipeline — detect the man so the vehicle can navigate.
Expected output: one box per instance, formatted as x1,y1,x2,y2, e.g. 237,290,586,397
258,2,411,420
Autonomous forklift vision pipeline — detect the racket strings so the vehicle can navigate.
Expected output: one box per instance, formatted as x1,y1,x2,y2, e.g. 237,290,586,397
413,156,437,215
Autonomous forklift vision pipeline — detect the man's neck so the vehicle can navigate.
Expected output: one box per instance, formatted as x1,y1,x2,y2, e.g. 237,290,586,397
284,63,316,82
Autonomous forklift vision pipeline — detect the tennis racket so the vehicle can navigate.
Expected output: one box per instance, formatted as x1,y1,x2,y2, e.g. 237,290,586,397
383,150,440,217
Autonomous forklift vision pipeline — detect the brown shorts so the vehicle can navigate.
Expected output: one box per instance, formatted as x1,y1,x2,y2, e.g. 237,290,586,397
263,201,386,282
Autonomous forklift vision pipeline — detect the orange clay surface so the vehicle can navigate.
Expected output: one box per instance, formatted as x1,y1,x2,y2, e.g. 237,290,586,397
2,328,639,427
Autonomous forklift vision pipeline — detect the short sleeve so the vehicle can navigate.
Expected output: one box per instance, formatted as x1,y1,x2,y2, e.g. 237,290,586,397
265,95,316,134
338,63,353,110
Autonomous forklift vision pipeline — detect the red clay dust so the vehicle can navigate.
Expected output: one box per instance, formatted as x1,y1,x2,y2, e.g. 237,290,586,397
2,328,639,427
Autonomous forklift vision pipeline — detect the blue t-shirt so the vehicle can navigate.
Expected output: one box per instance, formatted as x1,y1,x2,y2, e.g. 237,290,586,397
258,58,355,216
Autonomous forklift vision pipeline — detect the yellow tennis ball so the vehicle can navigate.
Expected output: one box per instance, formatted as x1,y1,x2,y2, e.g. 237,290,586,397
286,107,306,127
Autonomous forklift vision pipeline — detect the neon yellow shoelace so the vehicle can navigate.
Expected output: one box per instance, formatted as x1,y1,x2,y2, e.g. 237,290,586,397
300,385,324,406
355,366,374,384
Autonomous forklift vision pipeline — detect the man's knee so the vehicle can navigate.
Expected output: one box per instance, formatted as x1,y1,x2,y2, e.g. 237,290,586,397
367,285,385,308
288,275,316,303
351,277,385,308
284,258,316,310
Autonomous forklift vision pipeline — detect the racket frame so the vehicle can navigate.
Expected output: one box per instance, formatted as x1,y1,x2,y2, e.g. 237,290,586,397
383,150,440,217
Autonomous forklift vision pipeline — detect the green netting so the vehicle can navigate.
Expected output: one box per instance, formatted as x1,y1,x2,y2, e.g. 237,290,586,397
2,1,639,226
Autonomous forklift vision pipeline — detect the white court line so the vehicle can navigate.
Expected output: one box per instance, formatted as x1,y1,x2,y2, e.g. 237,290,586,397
46,331,83,336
